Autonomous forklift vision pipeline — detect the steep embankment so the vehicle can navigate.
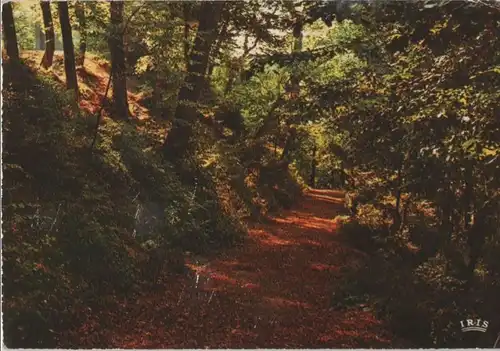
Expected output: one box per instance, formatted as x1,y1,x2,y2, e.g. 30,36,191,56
21,51,150,119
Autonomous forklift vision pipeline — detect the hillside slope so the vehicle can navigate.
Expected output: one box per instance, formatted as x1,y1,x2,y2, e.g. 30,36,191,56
2,55,302,348
21,51,150,119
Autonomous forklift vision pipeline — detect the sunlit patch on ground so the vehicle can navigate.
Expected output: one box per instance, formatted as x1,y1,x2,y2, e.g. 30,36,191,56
249,228,297,246
208,272,236,284
297,238,322,246
21,51,151,121
310,263,341,273
263,296,313,309
308,193,345,205
242,282,260,289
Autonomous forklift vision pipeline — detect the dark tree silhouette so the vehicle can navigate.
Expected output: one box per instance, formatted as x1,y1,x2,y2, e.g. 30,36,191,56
162,1,224,161
40,1,55,69
75,1,87,67
57,2,79,98
2,2,19,61
310,144,317,188
109,1,129,119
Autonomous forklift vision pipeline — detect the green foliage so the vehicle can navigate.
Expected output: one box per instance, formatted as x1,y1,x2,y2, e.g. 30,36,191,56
12,3,39,50
298,2,500,346
6,1,500,347
1,60,248,347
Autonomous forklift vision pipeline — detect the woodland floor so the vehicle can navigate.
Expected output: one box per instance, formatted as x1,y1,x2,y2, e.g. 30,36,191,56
16,54,406,347
73,189,409,348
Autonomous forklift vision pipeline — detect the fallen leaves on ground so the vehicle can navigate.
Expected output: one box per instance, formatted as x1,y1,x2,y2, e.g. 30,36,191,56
67,189,409,348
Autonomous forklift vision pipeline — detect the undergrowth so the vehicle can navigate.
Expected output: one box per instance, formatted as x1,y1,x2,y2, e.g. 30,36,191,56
2,58,302,347
333,197,500,348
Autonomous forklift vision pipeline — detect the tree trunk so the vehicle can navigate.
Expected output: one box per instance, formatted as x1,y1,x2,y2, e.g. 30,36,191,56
75,1,87,67
439,188,454,245
254,96,283,139
288,21,303,99
162,1,224,161
339,161,352,189
224,61,236,94
465,201,493,284
401,194,412,229
58,2,79,98
225,63,236,94
207,20,228,77
2,2,19,61
309,144,317,188
280,126,297,165
109,1,129,120
40,2,55,69
390,165,403,235
462,165,474,230
36,23,46,50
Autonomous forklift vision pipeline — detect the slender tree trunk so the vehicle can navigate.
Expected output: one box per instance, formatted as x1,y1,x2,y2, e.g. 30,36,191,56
75,1,87,67
207,20,228,77
109,1,129,119
36,23,46,50
463,165,474,230
224,35,243,94
339,161,347,188
441,203,453,241
401,194,412,229
58,2,79,98
224,33,260,94
152,70,162,115
162,1,224,161
288,21,303,99
2,2,19,61
276,19,303,169
465,209,487,285
390,164,403,234
225,60,236,94
395,188,402,214
254,96,283,139
310,144,317,188
40,1,55,69
280,126,297,165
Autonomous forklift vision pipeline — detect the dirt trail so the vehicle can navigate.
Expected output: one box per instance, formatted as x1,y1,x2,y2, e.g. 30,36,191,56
79,189,405,348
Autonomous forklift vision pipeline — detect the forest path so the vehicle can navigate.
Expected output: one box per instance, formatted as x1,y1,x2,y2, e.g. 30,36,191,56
82,189,404,348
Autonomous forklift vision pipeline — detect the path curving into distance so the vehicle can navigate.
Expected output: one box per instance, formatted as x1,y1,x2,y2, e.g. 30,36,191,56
75,189,408,348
